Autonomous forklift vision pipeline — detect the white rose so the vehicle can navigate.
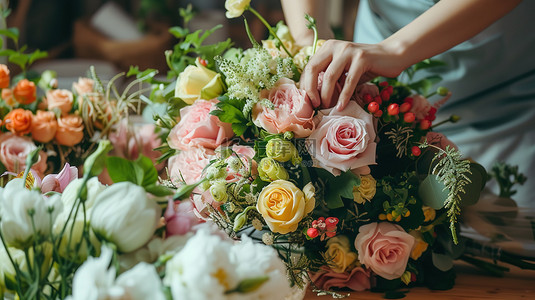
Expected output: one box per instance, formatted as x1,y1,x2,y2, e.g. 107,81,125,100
61,177,105,209
90,182,161,253
68,246,165,300
0,179,63,248
225,0,251,18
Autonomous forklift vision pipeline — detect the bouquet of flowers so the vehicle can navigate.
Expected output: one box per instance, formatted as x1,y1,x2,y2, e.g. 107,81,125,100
147,0,491,297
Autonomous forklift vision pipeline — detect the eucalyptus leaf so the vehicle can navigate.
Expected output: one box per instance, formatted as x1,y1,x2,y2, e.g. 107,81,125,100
418,175,449,209
432,252,454,272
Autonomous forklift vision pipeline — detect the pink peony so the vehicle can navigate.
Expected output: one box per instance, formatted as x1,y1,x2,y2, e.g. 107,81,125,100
354,222,415,280
409,94,432,121
109,120,164,171
167,99,234,151
310,266,371,292
425,132,458,151
164,199,202,236
41,162,78,193
306,101,376,176
0,133,47,177
167,147,215,185
253,78,315,138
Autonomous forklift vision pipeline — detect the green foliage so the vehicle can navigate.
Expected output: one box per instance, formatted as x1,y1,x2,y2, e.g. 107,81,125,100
0,23,48,72
314,168,360,209
210,95,250,136
488,162,526,198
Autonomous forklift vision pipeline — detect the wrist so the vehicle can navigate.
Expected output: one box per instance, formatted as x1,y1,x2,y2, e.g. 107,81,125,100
378,38,415,74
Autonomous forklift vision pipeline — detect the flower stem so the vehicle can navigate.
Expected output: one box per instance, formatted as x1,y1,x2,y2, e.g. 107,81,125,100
248,7,293,58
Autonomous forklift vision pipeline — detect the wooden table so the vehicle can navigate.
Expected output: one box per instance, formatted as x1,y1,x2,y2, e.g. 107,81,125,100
304,262,535,299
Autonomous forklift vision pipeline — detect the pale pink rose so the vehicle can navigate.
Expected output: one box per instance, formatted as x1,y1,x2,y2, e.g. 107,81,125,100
167,99,234,151
72,77,94,95
222,145,257,182
164,199,202,236
47,89,74,116
310,266,371,292
168,147,215,185
41,163,78,193
409,94,432,121
253,78,315,137
306,101,377,176
425,132,458,151
0,133,48,177
354,222,415,280
316,72,343,109
355,83,380,107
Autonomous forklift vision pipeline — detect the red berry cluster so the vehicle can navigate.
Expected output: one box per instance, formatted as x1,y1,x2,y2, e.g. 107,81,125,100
307,217,339,241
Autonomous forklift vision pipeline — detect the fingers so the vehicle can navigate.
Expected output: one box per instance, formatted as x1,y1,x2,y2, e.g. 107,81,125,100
300,41,334,108
320,54,349,108
336,61,365,111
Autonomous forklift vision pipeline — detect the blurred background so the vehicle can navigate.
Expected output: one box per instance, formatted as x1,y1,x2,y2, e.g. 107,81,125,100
1,0,358,88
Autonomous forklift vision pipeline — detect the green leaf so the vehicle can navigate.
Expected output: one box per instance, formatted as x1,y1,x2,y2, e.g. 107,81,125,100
0,49,16,56
333,170,361,199
106,156,137,184
145,184,174,196
413,59,447,72
418,175,449,209
0,27,19,43
28,49,48,66
8,52,28,69
211,103,247,123
169,26,189,39
231,123,247,136
134,155,159,187
407,75,442,95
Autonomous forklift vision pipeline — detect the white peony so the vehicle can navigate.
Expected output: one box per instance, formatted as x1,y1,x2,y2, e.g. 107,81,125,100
0,179,63,248
90,182,161,253
163,228,291,300
68,246,165,300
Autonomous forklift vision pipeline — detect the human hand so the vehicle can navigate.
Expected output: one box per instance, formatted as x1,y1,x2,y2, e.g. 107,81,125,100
300,39,408,110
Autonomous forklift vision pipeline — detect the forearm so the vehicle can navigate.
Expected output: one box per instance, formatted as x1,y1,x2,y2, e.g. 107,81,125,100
281,0,333,46
380,0,522,70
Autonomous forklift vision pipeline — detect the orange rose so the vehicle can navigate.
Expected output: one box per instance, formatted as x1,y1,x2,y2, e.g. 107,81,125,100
55,114,84,146
13,79,37,105
72,77,94,95
47,89,73,116
0,64,10,89
1,88,16,106
31,110,58,143
4,108,32,135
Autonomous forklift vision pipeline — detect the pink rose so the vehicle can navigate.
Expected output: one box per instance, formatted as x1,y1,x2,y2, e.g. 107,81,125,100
307,101,377,176
191,189,221,220
0,133,47,177
354,222,415,280
409,94,432,121
310,266,371,292
167,99,234,151
41,162,78,193
253,78,315,138
425,132,458,151
164,199,202,236
168,147,215,185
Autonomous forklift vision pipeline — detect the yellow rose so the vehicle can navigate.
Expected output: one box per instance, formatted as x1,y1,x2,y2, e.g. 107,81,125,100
353,174,376,204
175,59,225,104
256,180,315,234
422,206,436,222
325,235,358,273
225,0,251,18
258,157,289,181
409,230,429,260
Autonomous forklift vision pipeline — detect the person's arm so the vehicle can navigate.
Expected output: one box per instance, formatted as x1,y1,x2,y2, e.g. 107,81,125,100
301,0,522,110
280,0,333,46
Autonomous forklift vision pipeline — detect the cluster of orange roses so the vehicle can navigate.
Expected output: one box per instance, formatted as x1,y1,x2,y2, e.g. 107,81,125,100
0,64,86,147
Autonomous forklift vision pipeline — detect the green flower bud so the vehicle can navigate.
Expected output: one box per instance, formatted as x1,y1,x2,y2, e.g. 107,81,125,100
258,158,289,182
437,86,449,96
210,181,228,203
232,206,255,232
266,138,298,163
450,115,461,123
283,131,294,140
